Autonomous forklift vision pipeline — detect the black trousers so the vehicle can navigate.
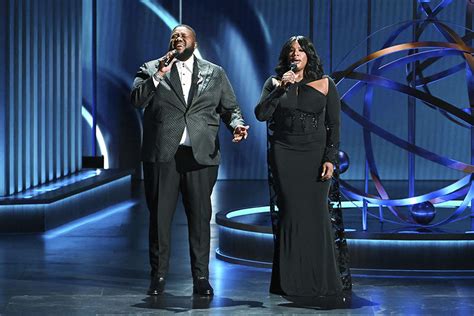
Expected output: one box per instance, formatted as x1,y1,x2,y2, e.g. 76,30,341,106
143,146,218,279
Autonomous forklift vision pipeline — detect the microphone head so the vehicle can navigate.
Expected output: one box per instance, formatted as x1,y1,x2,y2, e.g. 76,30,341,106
162,49,180,67
289,63,297,72
169,49,182,61
169,49,178,57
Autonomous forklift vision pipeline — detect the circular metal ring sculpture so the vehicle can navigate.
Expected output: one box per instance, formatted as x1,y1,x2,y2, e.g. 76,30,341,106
333,1,474,228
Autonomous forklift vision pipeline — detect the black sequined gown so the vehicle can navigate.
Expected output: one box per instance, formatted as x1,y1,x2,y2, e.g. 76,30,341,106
255,75,350,297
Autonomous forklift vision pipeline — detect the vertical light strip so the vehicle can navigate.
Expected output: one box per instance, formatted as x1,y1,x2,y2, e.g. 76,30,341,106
77,0,82,171
70,0,74,174
0,0,6,195
92,0,97,157
70,0,76,173
32,0,39,187
74,0,79,173
17,0,23,192
10,0,14,192
47,0,53,182
15,0,20,191
14,0,19,191
39,0,46,183
47,0,53,180
69,0,74,174
52,0,57,179
55,0,61,178
31,0,37,186
24,0,31,189
59,0,65,177
5,0,17,195
72,0,78,173
63,0,69,176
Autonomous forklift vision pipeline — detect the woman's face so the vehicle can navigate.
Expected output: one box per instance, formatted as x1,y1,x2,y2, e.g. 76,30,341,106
288,40,307,72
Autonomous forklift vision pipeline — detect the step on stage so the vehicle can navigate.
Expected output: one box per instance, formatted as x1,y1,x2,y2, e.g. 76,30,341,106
0,169,132,233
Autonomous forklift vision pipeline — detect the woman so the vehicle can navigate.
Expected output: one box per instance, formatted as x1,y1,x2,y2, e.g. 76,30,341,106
255,36,349,297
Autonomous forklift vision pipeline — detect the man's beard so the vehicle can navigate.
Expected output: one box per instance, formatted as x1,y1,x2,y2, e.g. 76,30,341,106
176,46,194,61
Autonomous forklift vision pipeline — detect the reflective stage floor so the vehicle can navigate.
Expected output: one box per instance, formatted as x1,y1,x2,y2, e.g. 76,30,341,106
1,180,473,315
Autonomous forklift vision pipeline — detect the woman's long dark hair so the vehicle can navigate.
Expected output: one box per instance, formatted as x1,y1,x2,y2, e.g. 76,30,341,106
275,35,324,81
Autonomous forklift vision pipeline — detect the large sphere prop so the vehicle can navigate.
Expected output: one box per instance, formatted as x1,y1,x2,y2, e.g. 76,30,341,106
410,201,436,225
338,150,350,174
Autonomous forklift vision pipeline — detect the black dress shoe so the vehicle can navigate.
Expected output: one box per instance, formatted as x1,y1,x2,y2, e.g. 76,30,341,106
193,277,214,296
147,277,166,295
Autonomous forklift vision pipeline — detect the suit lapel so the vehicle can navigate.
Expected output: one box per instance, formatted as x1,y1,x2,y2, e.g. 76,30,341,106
163,63,187,110
194,59,214,99
160,57,213,109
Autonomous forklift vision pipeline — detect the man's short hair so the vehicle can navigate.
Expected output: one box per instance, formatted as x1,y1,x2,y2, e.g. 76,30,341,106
172,24,197,40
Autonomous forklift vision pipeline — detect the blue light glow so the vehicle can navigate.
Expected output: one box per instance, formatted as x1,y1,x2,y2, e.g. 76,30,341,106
339,200,466,208
225,200,466,219
226,206,269,219
140,0,177,31
139,0,202,59
347,239,474,247
254,9,272,46
82,106,109,169
215,248,272,268
43,201,136,239
351,271,474,279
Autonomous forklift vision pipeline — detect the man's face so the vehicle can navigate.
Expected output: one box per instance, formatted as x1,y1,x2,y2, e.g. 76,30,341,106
169,26,196,60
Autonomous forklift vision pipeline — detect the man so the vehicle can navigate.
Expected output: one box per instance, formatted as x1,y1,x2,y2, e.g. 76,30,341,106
131,24,249,297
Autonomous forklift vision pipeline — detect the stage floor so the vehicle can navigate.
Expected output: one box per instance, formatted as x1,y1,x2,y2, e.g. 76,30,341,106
0,180,473,315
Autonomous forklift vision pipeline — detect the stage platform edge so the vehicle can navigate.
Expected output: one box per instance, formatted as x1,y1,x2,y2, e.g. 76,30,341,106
216,207,474,276
0,169,132,233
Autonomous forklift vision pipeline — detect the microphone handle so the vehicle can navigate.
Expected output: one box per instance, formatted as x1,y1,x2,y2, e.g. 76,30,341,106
156,50,177,69
163,56,173,67
163,50,178,67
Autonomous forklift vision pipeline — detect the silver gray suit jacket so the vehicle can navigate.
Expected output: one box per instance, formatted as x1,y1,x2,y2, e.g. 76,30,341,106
131,56,245,165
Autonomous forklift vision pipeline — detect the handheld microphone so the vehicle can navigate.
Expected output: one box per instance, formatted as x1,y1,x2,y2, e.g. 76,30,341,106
282,63,298,91
163,49,178,67
156,50,179,69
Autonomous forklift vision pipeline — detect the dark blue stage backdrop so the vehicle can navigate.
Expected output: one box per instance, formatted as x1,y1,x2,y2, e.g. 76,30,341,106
79,0,470,181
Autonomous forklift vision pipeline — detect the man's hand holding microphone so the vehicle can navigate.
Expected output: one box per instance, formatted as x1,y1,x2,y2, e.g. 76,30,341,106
153,49,179,81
